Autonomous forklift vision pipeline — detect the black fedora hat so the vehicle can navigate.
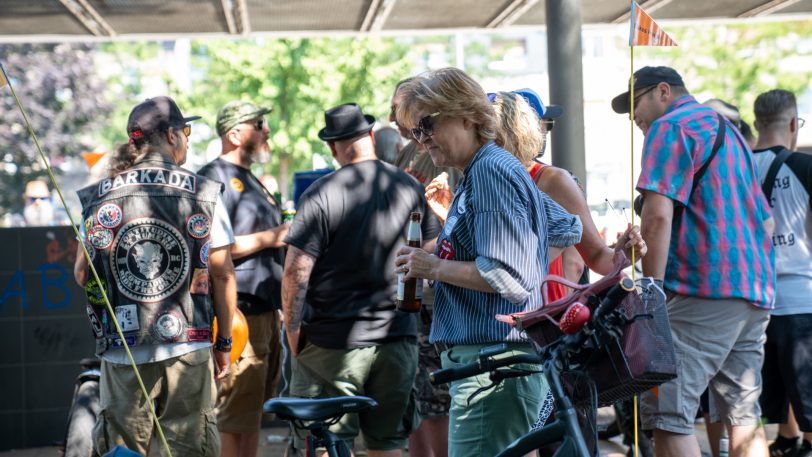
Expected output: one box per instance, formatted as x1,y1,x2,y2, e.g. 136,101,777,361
318,103,376,141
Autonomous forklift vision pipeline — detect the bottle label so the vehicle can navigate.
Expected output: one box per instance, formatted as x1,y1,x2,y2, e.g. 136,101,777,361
407,219,421,243
397,272,405,300
416,278,423,299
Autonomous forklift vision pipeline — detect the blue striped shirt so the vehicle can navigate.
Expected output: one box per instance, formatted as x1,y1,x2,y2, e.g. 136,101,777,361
430,141,582,345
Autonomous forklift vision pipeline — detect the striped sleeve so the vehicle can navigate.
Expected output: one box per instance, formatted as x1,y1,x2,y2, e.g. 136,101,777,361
540,191,582,247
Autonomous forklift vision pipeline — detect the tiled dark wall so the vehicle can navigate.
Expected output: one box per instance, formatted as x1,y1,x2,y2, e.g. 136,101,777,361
0,226,93,451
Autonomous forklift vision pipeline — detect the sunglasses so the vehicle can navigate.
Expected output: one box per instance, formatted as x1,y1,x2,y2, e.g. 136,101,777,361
799,117,806,129
541,119,555,132
410,112,441,144
27,196,50,203
246,119,265,131
174,124,191,138
631,86,657,110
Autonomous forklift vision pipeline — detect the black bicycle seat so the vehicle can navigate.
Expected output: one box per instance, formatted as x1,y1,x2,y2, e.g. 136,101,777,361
264,396,377,422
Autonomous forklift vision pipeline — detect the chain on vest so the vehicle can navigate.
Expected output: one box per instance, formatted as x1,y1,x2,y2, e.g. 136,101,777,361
77,152,223,355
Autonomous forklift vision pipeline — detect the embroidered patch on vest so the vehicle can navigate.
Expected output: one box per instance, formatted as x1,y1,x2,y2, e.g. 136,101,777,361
97,203,123,229
86,305,104,338
111,335,137,348
98,168,197,197
84,215,94,233
112,218,190,302
187,327,212,342
200,241,210,264
114,304,139,332
88,226,113,250
85,277,107,306
187,213,211,239
152,310,185,342
190,268,209,295
230,178,244,193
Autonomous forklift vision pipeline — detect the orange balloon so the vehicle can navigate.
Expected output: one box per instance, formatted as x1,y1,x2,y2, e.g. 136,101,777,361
212,308,249,363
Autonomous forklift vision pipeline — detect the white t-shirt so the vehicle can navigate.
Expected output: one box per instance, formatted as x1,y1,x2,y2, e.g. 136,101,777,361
753,147,812,316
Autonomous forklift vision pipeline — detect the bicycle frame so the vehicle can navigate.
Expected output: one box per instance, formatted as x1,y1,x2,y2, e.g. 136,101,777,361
497,355,592,457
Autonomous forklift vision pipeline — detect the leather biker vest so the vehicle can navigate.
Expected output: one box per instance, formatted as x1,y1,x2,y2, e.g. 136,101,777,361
77,152,222,355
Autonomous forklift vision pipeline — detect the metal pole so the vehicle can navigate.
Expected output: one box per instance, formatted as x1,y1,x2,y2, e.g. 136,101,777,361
545,0,586,186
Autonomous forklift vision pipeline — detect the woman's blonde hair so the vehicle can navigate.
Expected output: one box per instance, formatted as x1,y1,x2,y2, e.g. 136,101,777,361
492,92,544,166
395,67,496,144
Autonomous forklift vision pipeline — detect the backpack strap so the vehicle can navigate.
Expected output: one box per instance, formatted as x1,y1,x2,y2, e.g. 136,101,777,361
761,148,793,204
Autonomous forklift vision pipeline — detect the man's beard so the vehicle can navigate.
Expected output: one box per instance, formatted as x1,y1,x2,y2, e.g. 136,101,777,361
241,137,271,164
24,202,54,226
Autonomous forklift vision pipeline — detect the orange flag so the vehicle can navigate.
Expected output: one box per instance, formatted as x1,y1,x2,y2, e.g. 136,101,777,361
629,1,677,47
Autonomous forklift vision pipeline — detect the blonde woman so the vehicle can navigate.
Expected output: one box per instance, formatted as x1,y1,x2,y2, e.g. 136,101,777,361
393,68,583,457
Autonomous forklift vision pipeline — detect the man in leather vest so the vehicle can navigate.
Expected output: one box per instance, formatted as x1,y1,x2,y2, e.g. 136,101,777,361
74,96,237,456
199,101,288,457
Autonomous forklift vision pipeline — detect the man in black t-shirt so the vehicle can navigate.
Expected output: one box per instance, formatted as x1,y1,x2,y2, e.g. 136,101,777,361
282,103,440,455
199,101,289,457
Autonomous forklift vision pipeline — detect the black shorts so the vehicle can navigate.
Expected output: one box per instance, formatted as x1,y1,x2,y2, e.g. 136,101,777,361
760,313,812,431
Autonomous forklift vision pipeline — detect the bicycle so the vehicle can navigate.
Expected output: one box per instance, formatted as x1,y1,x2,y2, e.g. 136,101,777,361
430,277,639,457
264,395,378,457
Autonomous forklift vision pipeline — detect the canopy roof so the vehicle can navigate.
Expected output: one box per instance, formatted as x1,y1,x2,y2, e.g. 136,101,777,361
1,0,810,42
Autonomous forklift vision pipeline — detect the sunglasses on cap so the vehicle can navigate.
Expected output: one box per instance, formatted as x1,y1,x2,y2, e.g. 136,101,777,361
410,112,441,144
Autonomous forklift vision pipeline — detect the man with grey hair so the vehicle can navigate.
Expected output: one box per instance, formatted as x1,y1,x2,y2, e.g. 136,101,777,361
374,126,402,165
752,88,812,457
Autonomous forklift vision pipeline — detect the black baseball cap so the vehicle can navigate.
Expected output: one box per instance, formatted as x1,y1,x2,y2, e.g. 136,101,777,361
127,96,201,136
611,66,685,114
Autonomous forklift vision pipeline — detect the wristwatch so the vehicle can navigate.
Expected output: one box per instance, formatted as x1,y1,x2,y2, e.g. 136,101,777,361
214,335,232,352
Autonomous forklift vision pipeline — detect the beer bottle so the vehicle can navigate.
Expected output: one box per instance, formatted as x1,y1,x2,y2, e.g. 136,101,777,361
396,212,423,313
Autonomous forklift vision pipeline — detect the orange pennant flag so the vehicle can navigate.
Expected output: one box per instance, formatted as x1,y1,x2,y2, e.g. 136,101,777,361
629,1,677,47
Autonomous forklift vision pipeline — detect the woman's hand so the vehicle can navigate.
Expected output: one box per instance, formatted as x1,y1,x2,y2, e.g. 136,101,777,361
425,172,452,224
616,223,647,260
395,245,440,281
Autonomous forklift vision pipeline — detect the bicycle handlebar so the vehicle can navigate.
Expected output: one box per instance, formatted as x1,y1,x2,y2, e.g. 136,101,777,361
430,353,543,384
430,277,636,386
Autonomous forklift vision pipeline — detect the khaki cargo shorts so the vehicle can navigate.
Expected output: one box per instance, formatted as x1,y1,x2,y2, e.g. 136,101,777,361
93,348,219,456
640,295,769,434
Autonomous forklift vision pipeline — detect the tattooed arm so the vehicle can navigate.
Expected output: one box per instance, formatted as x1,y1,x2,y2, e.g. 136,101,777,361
282,245,316,357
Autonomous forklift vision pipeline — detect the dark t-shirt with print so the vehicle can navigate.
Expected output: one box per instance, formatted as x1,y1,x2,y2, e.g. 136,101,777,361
285,159,441,349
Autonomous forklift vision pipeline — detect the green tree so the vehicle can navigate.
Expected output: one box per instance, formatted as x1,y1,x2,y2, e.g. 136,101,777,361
0,43,112,216
184,37,412,197
642,21,812,124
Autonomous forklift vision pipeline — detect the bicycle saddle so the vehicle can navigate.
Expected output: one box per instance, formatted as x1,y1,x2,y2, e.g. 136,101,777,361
264,396,377,421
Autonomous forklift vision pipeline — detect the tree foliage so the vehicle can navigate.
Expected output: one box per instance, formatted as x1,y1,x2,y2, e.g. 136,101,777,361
644,21,812,123
0,43,112,214
183,37,412,193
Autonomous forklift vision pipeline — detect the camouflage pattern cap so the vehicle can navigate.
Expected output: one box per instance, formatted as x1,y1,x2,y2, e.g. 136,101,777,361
216,101,272,136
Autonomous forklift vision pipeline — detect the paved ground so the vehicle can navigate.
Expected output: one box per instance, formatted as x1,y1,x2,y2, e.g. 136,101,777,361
0,421,777,456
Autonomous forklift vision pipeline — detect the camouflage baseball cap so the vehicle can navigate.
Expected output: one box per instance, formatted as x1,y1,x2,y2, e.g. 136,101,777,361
216,101,272,136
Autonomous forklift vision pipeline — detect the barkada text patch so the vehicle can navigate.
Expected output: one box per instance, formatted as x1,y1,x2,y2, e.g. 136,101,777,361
98,168,197,196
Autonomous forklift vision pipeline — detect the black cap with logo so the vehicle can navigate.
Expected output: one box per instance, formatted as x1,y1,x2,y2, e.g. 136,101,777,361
612,66,685,114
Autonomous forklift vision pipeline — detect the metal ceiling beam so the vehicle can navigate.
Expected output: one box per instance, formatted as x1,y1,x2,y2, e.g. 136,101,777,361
611,0,673,24
57,0,116,37
369,0,398,32
360,0,383,32
738,0,802,17
221,0,238,34
486,0,540,28
235,0,251,35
